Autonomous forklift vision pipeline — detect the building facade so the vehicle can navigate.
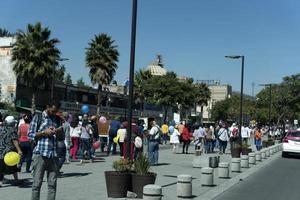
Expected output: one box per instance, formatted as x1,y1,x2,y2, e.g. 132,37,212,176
0,37,16,103
202,83,232,122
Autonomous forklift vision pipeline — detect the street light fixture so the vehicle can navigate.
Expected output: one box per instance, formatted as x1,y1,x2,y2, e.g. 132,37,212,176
225,55,244,138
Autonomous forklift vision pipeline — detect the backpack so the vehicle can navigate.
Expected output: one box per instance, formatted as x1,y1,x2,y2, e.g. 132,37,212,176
231,127,239,138
149,125,162,142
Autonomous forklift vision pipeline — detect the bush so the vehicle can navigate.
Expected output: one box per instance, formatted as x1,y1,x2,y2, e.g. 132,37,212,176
112,158,133,172
134,154,151,175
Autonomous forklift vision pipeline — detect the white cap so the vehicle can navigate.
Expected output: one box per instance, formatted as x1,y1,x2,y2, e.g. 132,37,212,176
5,116,16,124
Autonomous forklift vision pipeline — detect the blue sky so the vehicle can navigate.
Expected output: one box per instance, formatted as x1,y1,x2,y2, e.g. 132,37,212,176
1,0,300,95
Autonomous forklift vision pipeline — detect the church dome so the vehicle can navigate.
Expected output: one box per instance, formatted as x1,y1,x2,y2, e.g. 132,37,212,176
146,55,167,76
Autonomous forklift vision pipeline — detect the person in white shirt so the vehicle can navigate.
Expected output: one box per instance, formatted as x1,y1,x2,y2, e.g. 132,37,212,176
148,121,160,165
193,124,206,153
241,126,250,144
117,124,127,157
218,125,229,154
169,126,180,153
70,120,81,160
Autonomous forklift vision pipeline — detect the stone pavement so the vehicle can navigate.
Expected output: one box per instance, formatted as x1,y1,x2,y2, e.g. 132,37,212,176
0,137,279,200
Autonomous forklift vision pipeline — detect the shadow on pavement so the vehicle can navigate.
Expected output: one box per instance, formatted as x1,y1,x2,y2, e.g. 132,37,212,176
155,163,170,166
3,178,32,188
59,172,92,178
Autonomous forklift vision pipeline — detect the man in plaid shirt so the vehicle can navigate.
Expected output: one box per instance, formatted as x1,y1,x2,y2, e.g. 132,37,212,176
28,103,62,200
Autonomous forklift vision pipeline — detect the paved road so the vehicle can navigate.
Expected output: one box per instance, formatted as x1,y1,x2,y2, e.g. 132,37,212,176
214,155,300,200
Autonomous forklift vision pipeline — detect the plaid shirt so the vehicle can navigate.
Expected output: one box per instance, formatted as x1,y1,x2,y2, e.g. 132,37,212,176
28,111,58,158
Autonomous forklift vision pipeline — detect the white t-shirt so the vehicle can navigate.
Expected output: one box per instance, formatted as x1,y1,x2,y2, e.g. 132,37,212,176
218,128,229,142
241,126,250,138
70,127,81,138
117,128,126,143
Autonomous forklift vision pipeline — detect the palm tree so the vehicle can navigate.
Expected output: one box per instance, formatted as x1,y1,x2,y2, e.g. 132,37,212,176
0,28,13,37
195,83,211,123
134,69,152,113
86,33,119,116
11,22,60,113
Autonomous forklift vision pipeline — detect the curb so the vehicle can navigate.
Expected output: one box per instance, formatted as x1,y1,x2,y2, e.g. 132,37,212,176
200,152,281,200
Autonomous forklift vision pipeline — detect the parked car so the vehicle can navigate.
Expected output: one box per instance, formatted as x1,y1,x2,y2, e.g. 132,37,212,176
282,130,300,157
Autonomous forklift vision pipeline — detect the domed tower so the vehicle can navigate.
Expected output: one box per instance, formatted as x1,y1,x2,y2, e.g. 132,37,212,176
146,54,167,76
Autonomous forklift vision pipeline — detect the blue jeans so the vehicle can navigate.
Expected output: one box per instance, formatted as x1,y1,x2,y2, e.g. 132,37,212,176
148,141,159,165
80,138,92,160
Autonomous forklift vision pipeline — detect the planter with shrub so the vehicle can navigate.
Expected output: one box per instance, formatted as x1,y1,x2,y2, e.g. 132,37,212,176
132,154,156,198
104,158,133,198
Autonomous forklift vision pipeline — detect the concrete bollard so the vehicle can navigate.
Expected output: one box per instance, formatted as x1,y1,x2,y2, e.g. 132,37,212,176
201,167,214,186
265,148,270,157
255,151,262,162
231,158,241,173
218,162,230,179
249,152,256,166
261,149,266,159
279,143,283,151
270,147,274,155
241,155,249,168
143,184,162,200
177,175,192,198
273,145,277,153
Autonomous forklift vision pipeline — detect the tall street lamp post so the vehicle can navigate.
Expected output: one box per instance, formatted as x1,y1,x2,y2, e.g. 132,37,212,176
126,0,138,159
225,55,244,138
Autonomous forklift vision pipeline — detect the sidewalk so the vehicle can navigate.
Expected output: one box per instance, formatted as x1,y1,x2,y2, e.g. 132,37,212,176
0,138,279,200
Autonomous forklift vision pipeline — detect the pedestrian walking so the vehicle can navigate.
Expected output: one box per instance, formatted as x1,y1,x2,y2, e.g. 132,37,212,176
218,124,229,154
0,116,23,187
255,127,262,151
79,115,93,163
29,102,62,200
18,114,32,173
148,121,161,166
193,124,205,154
181,124,193,154
107,117,121,155
169,125,180,153
70,120,81,160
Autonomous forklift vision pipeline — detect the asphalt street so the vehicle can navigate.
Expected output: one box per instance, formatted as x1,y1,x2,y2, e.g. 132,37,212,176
214,155,300,200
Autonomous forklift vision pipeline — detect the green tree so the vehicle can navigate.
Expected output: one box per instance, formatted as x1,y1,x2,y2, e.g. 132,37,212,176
85,33,119,116
0,28,13,37
11,22,60,113
211,94,255,124
194,83,211,122
76,77,88,88
145,72,182,122
55,65,66,82
64,73,72,85
134,69,152,112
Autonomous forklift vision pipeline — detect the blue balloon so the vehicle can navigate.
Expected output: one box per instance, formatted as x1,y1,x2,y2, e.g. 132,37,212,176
81,105,89,113
169,126,175,134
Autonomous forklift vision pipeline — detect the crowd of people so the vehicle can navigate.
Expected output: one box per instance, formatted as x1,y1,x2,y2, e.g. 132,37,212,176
0,102,286,199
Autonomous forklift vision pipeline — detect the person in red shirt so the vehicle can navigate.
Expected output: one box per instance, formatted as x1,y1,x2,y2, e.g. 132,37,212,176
18,115,32,173
181,124,193,154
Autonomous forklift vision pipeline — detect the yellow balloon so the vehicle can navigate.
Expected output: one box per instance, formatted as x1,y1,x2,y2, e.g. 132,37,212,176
113,134,120,144
161,124,169,134
4,152,20,166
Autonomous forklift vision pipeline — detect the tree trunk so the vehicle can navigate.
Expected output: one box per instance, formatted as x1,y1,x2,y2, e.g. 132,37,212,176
97,84,102,117
31,92,36,114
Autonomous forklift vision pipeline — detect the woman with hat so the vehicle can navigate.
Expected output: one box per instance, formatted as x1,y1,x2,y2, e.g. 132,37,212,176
0,116,23,187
